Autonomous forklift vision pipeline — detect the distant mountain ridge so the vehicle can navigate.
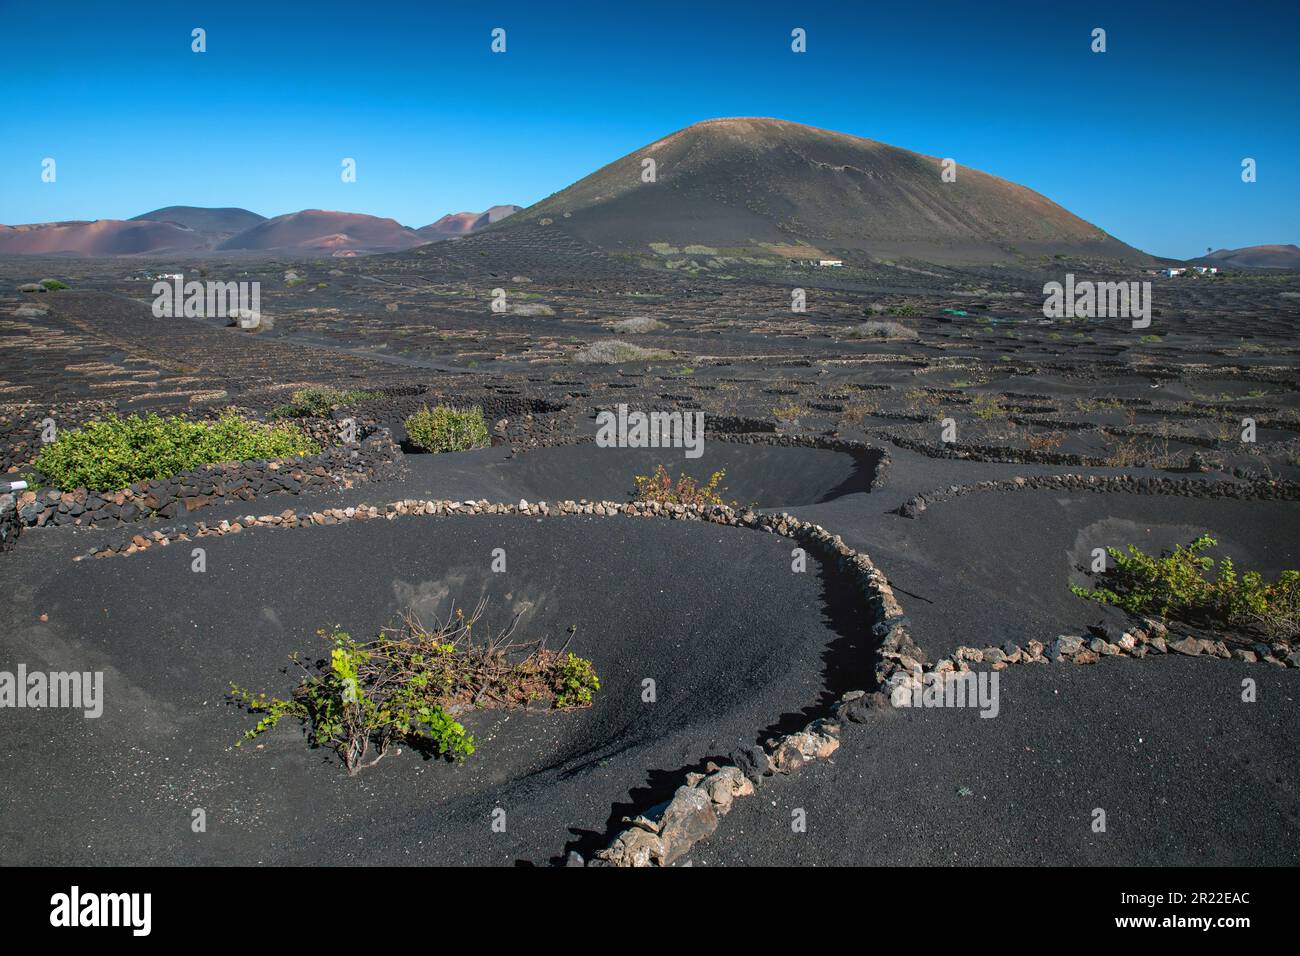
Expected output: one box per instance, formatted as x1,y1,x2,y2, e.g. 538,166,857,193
0,219,209,257
0,202,521,256
13,124,1291,267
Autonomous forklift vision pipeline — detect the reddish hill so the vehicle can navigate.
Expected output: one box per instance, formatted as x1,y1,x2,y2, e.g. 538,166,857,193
218,210,425,255
418,212,481,238
0,219,209,256
417,204,521,239
1198,244,1300,269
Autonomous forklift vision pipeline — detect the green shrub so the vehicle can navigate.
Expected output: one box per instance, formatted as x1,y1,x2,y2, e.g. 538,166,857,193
32,410,319,492
39,278,68,291
1072,534,1300,639
973,393,1004,420
230,627,475,774
633,464,728,506
269,386,380,418
230,602,599,775
405,404,490,452
555,653,600,708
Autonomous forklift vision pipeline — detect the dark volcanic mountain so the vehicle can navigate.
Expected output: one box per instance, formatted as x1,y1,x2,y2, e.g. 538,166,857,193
131,205,266,243
1198,244,1300,270
500,117,1147,265
217,209,425,256
417,204,521,239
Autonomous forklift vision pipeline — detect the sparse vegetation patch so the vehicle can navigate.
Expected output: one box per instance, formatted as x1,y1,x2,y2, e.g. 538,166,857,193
511,302,555,316
270,386,381,418
845,320,918,341
576,340,673,364
973,393,1004,420
1072,535,1299,640
771,400,805,421
230,602,600,775
610,316,665,334
633,464,728,506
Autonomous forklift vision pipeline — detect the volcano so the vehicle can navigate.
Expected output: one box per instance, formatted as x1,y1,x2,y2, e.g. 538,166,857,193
496,117,1147,265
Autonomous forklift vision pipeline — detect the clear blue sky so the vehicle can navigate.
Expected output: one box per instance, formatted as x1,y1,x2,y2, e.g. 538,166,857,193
1,0,1295,258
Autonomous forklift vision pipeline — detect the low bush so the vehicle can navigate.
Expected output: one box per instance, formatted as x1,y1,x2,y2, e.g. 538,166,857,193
511,302,555,316
554,653,601,708
404,404,490,452
39,278,68,291
269,386,380,418
1074,397,1123,412
973,393,1004,420
841,396,881,423
633,464,728,506
771,400,805,421
845,320,918,341
576,340,673,364
1024,430,1065,452
32,410,318,492
610,316,665,334
230,601,599,775
1072,534,1299,640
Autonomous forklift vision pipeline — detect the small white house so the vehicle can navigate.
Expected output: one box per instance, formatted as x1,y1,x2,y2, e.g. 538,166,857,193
817,259,844,268
1194,266,1218,274
1163,267,1186,277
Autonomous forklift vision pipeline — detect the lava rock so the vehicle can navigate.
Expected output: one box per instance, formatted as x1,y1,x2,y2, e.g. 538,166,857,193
730,745,770,784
